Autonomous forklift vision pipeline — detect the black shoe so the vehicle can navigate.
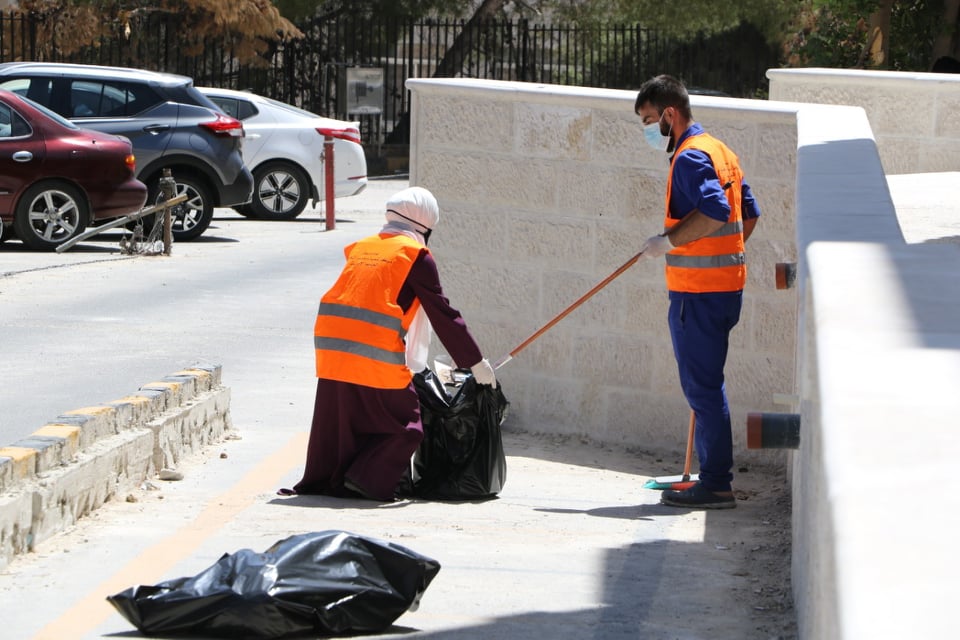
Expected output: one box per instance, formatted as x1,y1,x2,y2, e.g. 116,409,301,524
661,482,736,509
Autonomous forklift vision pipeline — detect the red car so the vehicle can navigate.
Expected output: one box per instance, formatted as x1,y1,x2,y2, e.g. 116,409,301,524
0,89,147,251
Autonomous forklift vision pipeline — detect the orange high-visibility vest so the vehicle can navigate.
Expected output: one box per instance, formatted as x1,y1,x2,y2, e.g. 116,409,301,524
664,133,746,293
314,233,425,389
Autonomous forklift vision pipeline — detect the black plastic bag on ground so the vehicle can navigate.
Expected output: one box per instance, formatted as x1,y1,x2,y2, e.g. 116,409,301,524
410,369,508,500
107,530,441,639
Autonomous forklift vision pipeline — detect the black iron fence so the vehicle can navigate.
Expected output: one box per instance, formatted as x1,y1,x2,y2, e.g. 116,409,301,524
0,11,778,152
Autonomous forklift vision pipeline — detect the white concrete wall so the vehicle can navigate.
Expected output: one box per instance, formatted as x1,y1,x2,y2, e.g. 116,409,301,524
407,75,960,638
769,67,960,174
775,70,960,640
408,78,798,462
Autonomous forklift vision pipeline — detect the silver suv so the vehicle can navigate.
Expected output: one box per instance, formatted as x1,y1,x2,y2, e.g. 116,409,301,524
0,62,253,241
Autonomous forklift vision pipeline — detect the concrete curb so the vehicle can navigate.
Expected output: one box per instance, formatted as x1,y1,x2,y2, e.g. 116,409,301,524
0,365,231,569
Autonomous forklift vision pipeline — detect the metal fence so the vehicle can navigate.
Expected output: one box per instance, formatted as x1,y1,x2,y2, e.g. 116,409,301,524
0,11,778,149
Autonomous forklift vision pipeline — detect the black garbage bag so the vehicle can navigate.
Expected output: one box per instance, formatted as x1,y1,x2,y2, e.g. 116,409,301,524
410,369,508,500
106,530,441,639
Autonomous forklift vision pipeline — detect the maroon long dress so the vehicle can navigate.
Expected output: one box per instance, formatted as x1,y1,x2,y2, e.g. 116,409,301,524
290,249,483,500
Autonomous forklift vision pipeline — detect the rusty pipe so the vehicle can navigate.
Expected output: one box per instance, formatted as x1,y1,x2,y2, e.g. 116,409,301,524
747,412,800,449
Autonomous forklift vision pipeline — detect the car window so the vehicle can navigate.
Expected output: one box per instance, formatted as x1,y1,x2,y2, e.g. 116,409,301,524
68,80,161,117
207,95,258,121
0,77,53,105
236,99,258,120
0,102,31,138
208,96,239,119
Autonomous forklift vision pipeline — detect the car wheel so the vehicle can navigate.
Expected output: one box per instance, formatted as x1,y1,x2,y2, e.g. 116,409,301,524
147,174,214,241
13,181,89,251
249,161,311,220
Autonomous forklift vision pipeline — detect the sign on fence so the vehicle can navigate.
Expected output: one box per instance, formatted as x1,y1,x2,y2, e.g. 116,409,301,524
341,67,384,116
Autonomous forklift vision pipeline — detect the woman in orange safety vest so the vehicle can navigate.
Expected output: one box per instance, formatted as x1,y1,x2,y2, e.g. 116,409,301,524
282,186,496,501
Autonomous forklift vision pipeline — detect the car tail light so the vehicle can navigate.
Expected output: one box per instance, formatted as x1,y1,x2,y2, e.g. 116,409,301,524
200,113,245,137
125,154,136,170
316,126,362,145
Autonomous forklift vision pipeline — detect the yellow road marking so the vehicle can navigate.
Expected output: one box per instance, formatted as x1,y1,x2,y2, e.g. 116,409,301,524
33,431,308,640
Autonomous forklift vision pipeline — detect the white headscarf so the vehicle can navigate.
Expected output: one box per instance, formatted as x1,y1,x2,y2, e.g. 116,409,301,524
380,186,440,373
382,186,440,245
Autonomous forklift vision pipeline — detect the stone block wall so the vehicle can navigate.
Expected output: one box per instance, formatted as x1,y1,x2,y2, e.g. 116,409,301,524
0,366,231,569
408,78,799,459
768,67,960,174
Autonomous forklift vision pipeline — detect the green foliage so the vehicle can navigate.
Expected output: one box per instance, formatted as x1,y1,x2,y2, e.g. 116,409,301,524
783,3,869,67
886,1,943,69
784,1,946,70
547,0,794,44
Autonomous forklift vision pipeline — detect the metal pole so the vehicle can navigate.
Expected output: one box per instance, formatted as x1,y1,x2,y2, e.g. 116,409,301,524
54,194,186,253
324,135,335,231
159,168,176,255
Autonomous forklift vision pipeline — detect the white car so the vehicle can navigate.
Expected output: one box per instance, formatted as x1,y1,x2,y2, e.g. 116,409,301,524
199,87,368,220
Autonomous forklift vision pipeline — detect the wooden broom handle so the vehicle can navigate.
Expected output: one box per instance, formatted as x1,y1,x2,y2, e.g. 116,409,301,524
493,211,707,370
682,409,696,481
493,251,643,368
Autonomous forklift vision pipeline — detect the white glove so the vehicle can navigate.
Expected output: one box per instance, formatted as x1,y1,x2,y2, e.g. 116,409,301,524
470,358,497,387
640,234,672,259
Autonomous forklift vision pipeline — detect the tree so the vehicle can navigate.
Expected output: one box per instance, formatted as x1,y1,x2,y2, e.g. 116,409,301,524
931,0,960,61
276,0,476,21
432,0,507,77
783,1,958,71
16,0,302,63
546,0,794,44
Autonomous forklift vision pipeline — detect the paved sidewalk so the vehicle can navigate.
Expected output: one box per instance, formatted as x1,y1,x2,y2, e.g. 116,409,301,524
0,427,794,639
0,176,798,639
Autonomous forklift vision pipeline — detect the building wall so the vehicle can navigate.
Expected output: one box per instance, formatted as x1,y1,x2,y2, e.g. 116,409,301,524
768,67,960,174
407,78,798,463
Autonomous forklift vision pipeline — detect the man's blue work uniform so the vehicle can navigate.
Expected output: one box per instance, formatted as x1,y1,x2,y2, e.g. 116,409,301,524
667,123,761,492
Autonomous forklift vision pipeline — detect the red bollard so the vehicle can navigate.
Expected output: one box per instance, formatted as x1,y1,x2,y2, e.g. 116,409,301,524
323,136,335,231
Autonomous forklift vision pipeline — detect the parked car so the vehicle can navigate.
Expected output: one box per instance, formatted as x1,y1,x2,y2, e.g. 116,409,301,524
0,89,147,251
0,62,253,241
198,87,367,220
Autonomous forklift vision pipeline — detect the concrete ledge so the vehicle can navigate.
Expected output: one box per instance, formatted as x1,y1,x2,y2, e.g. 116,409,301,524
0,365,231,569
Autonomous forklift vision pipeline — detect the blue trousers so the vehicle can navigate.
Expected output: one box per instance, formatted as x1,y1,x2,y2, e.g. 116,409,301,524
667,290,743,492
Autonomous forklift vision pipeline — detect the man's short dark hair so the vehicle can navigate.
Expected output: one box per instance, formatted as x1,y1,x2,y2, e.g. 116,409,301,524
635,74,692,120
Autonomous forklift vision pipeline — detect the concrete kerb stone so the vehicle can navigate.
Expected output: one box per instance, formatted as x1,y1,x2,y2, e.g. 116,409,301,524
0,365,231,570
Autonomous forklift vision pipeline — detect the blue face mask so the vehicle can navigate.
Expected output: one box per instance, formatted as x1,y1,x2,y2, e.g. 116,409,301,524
643,112,671,152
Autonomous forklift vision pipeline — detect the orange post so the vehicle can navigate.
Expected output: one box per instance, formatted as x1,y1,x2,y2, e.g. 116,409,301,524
323,135,335,231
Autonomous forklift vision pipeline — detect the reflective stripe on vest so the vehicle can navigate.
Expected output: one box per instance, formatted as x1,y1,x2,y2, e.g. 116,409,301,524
317,302,406,338
313,336,407,365
664,133,746,293
314,233,425,389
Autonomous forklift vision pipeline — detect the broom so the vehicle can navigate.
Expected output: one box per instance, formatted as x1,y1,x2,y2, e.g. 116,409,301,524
642,409,698,490
494,250,645,370
487,246,700,491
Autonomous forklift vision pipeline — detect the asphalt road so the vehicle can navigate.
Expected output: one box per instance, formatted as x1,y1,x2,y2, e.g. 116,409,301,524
0,180,403,447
